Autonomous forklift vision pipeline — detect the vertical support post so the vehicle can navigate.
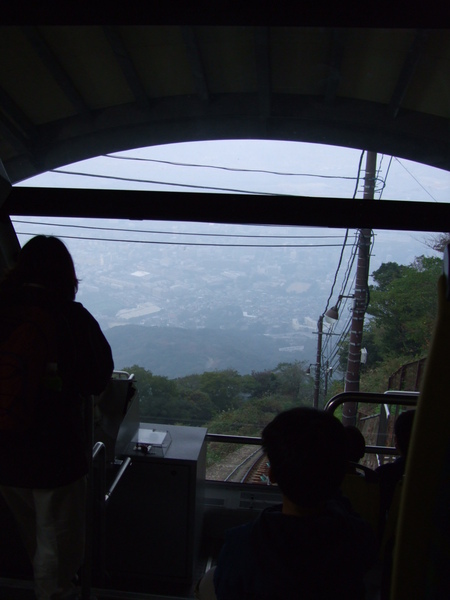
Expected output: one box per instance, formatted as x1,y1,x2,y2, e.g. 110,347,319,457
324,361,330,398
342,150,376,426
81,396,94,600
0,158,20,277
313,315,323,409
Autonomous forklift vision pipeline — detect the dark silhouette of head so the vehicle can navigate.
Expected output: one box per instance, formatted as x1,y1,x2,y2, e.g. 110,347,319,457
344,425,366,463
262,407,347,508
4,235,79,302
394,410,415,456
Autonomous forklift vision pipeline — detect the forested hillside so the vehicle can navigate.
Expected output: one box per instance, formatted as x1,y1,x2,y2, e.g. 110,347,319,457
332,254,443,395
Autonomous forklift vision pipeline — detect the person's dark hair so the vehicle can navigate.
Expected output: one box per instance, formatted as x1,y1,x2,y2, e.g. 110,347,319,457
262,407,347,508
344,425,366,463
2,235,79,302
394,410,415,456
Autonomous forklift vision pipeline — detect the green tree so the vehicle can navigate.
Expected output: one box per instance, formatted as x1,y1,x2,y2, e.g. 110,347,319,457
250,369,280,398
367,255,442,359
273,361,314,404
371,261,406,291
122,364,183,423
121,364,154,406
184,390,217,424
198,369,246,412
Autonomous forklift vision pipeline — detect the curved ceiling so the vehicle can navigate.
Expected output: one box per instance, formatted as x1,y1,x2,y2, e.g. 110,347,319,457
1,26,450,186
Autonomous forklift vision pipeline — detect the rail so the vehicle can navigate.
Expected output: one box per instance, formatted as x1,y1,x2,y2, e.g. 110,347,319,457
105,457,132,502
90,442,107,592
324,391,418,458
206,433,262,445
224,448,264,483
205,392,419,461
324,391,418,413
89,443,133,593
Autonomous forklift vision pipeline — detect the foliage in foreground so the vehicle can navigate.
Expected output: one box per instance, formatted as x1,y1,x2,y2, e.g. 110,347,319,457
122,361,314,429
335,255,442,383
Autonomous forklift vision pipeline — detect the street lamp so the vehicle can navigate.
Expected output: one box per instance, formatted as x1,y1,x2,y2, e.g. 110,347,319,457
324,295,355,324
314,295,356,410
313,312,340,409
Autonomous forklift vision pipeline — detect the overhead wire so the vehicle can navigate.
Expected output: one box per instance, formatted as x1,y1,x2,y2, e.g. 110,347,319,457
394,157,439,202
50,150,365,196
16,148,437,383
321,273,356,369
14,231,351,249
321,152,394,376
320,148,383,377
103,153,361,181
49,168,275,196
322,149,366,315
11,219,355,241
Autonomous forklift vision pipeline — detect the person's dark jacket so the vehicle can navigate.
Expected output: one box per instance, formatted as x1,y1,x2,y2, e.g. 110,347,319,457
375,456,406,517
0,285,114,488
213,500,377,600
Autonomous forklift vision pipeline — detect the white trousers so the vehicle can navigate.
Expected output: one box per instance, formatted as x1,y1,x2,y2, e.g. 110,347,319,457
0,476,86,600
195,567,218,600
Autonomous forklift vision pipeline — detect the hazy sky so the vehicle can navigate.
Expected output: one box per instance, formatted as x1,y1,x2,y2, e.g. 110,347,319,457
16,139,450,203
12,139,449,372
15,139,449,269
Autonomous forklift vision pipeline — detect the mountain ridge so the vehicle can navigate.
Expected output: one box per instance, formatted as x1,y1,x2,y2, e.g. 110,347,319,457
104,324,316,379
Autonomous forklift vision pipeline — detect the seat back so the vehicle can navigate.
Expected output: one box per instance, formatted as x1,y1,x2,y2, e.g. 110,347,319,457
340,470,380,535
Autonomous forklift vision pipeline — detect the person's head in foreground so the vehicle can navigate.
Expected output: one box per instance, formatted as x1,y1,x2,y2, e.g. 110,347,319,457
3,235,79,302
262,407,347,510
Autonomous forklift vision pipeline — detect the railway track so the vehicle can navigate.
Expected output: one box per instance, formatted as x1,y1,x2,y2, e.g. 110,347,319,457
243,452,271,484
224,448,271,484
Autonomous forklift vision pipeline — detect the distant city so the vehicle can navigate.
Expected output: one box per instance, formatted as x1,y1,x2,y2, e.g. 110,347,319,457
14,218,437,376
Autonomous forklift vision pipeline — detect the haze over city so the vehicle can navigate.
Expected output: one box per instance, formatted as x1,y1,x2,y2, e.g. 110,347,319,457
12,140,449,376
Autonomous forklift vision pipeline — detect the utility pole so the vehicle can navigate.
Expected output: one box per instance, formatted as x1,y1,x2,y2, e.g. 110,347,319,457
313,315,323,409
342,151,376,427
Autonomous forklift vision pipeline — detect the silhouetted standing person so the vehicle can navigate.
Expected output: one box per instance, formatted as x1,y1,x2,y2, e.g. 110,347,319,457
0,235,113,600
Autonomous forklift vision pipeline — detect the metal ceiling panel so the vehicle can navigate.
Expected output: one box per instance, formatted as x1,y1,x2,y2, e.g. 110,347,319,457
0,26,449,185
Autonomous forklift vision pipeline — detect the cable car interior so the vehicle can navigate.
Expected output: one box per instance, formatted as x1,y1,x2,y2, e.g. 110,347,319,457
1,24,450,600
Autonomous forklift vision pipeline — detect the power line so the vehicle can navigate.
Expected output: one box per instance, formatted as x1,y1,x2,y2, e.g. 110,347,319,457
15,231,350,248
11,219,355,241
104,153,360,181
394,157,439,202
320,149,371,373
50,169,279,196
323,149,366,314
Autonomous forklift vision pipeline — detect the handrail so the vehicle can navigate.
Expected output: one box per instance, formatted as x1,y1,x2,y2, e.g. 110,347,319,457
92,441,106,460
91,441,107,588
105,457,132,503
90,444,132,588
325,391,418,458
206,435,402,457
204,393,418,461
206,433,262,445
324,391,418,414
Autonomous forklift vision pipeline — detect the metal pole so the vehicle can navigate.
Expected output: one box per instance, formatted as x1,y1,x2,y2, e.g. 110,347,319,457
324,361,330,398
342,151,376,426
81,396,94,600
313,315,323,409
